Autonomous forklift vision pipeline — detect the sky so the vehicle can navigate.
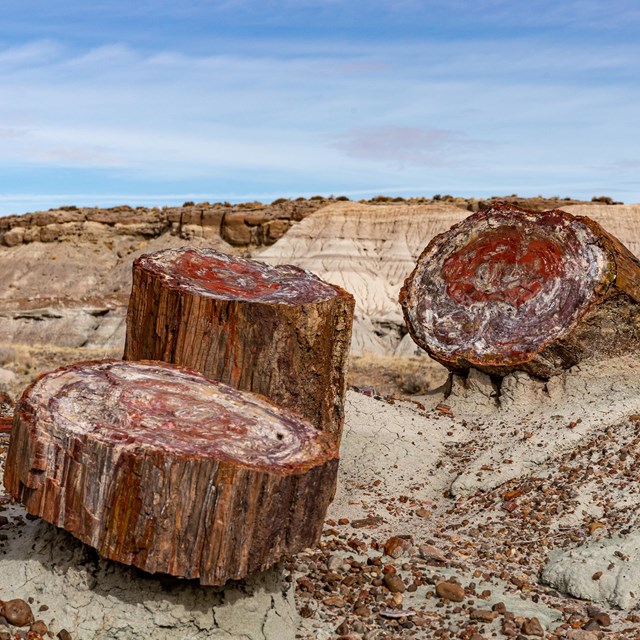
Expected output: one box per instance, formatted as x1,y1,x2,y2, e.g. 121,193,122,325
0,0,639,215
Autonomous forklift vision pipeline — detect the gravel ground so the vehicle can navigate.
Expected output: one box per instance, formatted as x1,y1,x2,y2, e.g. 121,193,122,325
2,358,640,638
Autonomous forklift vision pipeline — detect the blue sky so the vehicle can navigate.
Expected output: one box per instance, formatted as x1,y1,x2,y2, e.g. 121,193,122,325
0,0,639,214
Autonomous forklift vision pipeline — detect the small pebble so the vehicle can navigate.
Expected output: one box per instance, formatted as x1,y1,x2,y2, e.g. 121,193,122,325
1,599,34,627
435,580,465,602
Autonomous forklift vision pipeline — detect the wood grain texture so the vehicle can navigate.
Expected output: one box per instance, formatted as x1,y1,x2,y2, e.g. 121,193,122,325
123,248,355,445
400,203,640,378
3,359,339,585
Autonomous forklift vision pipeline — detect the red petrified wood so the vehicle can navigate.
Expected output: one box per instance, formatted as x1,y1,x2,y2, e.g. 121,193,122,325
3,360,339,585
400,203,640,378
123,248,355,445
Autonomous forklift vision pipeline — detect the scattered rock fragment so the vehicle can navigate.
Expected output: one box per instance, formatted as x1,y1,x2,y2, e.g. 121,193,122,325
383,573,405,593
417,543,448,564
521,616,544,636
470,608,497,623
383,535,413,559
30,621,48,636
0,599,34,627
565,630,598,640
435,580,465,602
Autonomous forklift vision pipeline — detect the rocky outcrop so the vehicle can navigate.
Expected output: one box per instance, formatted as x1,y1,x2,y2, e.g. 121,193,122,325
0,307,125,349
0,200,325,250
0,201,322,350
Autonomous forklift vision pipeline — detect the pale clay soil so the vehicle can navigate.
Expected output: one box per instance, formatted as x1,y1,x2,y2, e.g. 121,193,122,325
2,352,640,638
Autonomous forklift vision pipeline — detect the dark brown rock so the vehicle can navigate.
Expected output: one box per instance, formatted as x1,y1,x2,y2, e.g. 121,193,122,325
383,573,406,593
521,616,545,636
29,621,48,635
470,608,497,622
435,580,465,602
1,599,34,627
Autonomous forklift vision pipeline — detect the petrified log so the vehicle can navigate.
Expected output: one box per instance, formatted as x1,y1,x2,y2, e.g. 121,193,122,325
400,203,640,378
3,360,339,585
123,248,354,445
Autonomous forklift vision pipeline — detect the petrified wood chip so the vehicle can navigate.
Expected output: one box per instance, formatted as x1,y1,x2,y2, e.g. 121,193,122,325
400,203,640,378
3,360,339,585
124,248,355,445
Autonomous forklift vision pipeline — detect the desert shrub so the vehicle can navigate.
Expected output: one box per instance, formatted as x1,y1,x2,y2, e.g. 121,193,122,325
371,195,393,202
433,194,442,200
182,201,195,207
335,195,350,201
271,198,289,205
310,195,325,201
592,196,614,205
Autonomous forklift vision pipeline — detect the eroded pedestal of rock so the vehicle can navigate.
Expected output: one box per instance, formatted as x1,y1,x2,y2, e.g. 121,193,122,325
4,360,339,585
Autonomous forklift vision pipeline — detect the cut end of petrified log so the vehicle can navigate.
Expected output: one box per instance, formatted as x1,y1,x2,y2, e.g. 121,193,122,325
136,247,340,304
21,359,335,473
400,204,617,375
4,360,339,584
125,247,355,445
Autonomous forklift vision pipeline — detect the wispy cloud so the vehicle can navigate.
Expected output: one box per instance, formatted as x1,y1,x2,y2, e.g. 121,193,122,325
0,5,638,215
334,127,480,167
593,159,640,173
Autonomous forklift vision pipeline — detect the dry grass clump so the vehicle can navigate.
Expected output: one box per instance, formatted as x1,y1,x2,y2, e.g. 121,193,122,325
348,353,448,397
0,343,121,399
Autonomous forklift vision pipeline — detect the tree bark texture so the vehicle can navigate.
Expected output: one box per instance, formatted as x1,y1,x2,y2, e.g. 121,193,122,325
123,248,355,445
3,359,339,585
400,203,640,378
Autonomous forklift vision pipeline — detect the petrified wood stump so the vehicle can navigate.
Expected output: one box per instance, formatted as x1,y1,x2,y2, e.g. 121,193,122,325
123,248,354,445
3,360,339,585
400,203,640,378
